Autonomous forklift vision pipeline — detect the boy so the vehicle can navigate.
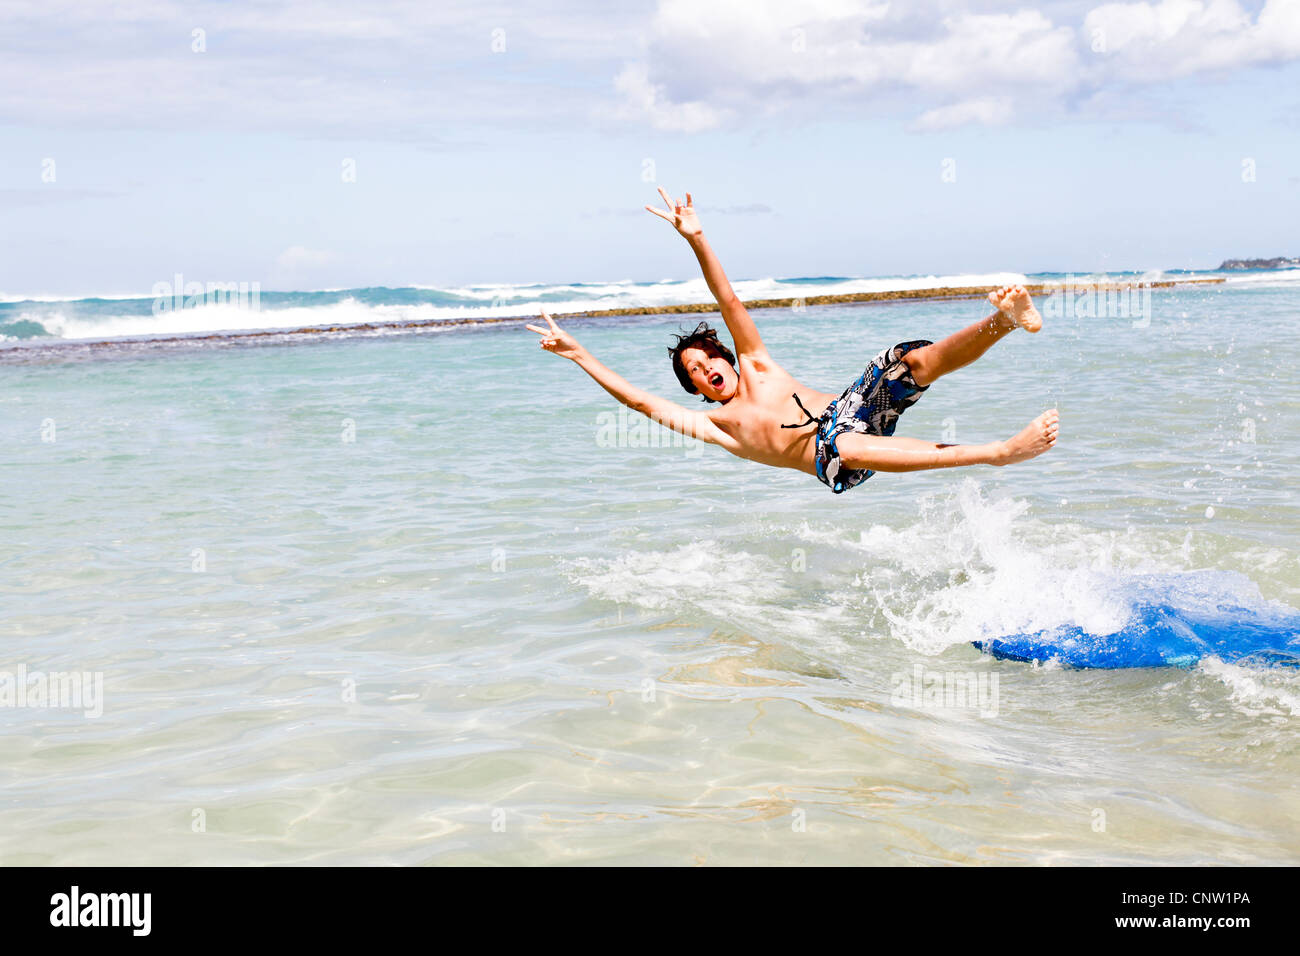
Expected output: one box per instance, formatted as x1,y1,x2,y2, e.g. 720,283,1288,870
527,188,1057,493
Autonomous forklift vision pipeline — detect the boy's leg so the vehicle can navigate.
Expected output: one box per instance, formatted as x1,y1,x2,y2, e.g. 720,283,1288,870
902,311,1012,387
836,409,1059,472
903,285,1042,387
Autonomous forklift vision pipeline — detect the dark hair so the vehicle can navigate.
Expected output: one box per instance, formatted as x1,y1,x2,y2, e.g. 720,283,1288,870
667,321,737,402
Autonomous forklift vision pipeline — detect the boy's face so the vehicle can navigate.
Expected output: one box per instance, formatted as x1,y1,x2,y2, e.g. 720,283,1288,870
680,344,737,402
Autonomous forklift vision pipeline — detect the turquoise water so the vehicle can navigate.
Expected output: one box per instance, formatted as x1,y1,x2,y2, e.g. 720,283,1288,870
2,278,1297,864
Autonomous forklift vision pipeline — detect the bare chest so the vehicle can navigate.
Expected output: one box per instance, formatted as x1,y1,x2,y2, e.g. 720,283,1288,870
710,364,837,459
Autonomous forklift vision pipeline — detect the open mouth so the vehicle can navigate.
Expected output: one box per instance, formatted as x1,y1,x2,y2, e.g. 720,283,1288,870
709,373,724,389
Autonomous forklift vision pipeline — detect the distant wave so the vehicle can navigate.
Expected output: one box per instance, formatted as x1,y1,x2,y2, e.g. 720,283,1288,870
0,273,1031,342
1219,268,1300,287
3,268,1259,344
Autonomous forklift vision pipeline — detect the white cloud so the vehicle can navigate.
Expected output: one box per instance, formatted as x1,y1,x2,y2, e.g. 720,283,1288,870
611,62,733,132
2,0,1297,137
898,11,1081,95
610,2,1080,131
1085,0,1300,77
0,1,637,137
611,0,1300,131
910,96,1014,131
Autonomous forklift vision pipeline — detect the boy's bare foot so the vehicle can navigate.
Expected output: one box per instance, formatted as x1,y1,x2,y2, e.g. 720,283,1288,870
996,409,1059,465
987,284,1043,333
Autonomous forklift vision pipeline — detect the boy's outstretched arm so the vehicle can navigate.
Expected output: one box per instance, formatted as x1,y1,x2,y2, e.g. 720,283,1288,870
645,188,766,358
526,310,733,449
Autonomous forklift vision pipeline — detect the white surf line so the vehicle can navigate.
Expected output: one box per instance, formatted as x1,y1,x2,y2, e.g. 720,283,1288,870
0,277,1226,357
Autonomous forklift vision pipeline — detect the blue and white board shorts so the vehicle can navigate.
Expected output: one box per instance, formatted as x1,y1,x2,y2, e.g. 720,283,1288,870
814,340,932,494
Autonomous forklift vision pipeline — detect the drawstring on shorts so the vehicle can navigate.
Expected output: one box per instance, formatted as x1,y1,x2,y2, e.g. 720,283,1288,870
780,393,822,430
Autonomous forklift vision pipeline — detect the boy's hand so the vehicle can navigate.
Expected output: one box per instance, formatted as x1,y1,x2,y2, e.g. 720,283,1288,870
526,309,584,360
645,186,702,239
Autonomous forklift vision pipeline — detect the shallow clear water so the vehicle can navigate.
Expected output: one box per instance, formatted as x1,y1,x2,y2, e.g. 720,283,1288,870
2,280,1297,864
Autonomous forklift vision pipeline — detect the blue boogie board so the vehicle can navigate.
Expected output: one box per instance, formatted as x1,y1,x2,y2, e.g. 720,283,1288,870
972,570,1300,669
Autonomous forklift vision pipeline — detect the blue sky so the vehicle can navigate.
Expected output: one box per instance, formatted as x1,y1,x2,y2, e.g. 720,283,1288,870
2,0,1298,295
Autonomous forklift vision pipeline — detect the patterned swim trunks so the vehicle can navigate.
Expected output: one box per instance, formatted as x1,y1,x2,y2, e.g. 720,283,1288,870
813,339,933,494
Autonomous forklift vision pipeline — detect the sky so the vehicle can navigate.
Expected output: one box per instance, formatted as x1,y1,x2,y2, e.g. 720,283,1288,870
1,0,1298,296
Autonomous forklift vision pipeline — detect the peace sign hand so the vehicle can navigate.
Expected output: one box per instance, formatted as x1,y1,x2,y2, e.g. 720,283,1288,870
526,308,584,361
645,186,702,238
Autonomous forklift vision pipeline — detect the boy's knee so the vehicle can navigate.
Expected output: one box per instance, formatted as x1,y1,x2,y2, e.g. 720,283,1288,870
902,349,933,387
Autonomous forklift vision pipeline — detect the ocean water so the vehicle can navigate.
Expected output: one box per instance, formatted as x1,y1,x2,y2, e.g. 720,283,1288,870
1,272,1297,865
